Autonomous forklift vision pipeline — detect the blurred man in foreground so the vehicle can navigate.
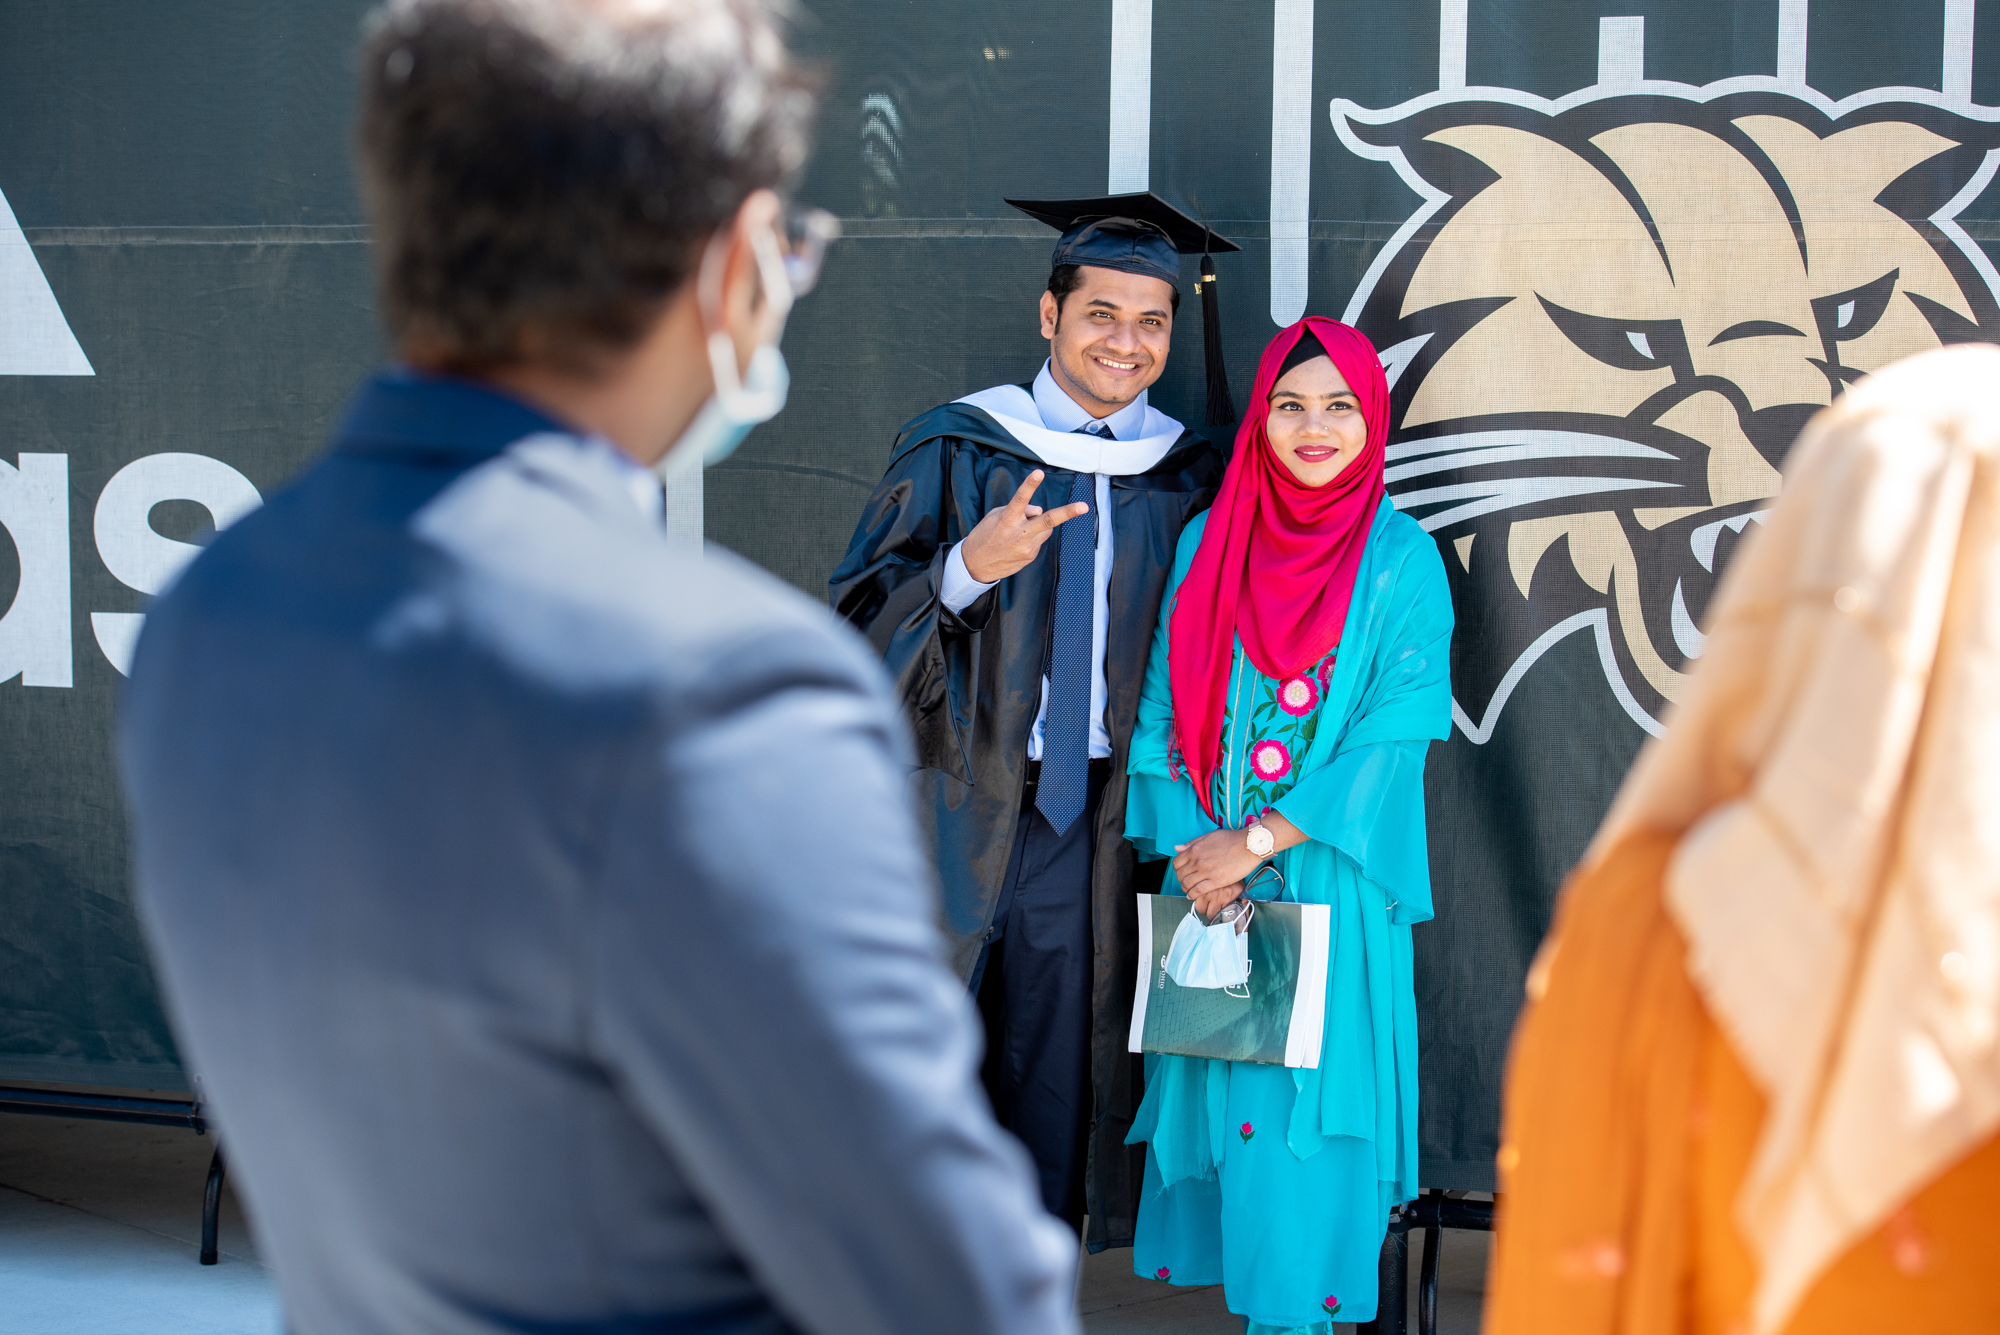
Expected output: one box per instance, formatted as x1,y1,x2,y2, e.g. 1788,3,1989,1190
117,2,1079,1332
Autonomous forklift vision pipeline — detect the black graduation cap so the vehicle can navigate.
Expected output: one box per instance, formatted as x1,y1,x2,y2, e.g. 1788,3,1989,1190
1005,191,1241,429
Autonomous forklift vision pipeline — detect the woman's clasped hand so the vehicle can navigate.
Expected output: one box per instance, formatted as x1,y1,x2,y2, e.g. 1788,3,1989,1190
1172,811,1306,920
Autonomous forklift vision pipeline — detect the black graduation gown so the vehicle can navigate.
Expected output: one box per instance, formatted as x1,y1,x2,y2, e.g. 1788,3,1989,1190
828,398,1223,1250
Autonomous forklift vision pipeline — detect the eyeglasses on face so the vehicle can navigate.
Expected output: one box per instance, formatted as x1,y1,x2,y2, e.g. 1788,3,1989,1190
777,204,839,297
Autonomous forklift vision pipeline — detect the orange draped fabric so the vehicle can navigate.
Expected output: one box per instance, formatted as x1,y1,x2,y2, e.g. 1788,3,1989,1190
1485,829,2000,1335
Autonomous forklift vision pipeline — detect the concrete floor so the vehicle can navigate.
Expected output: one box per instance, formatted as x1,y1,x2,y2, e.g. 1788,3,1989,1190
0,1113,276,1335
0,1112,1486,1334
1078,1218,1489,1334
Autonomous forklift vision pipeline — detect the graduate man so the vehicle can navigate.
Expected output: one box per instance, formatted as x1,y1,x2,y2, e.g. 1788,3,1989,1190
830,194,1235,1248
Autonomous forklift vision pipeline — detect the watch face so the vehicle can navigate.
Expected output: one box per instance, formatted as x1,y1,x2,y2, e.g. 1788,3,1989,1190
1248,826,1275,857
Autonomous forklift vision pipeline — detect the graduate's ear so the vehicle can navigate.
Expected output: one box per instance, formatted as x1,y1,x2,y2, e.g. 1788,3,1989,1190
1039,288,1061,342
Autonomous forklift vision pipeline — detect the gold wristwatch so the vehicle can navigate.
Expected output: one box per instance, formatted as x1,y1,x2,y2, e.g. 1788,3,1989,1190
1244,814,1276,859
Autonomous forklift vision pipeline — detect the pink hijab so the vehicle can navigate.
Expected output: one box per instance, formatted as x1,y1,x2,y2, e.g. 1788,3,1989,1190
1167,317,1390,821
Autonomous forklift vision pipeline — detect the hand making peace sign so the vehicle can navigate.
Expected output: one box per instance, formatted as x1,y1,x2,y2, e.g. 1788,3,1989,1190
958,469,1092,585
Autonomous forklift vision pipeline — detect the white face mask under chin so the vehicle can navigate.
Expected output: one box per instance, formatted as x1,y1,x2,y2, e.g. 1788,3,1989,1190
1163,903,1254,989
655,225,796,544
658,225,796,486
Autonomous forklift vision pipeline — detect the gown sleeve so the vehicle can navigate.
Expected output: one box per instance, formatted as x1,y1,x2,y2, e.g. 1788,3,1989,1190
827,437,993,783
1268,534,1454,925
1124,519,1214,863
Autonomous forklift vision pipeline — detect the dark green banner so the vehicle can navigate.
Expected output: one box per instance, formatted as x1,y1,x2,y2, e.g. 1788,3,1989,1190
2,2,1994,1189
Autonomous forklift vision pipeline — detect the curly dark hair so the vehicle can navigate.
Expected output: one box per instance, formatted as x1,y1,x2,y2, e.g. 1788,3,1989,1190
356,0,815,377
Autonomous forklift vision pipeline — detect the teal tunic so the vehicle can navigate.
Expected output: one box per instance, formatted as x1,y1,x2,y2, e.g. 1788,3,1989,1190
1123,498,1453,1331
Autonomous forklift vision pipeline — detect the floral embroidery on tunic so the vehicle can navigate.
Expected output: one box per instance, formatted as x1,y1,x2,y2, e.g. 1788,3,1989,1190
1322,1295,1343,1317
1276,674,1320,716
1239,1121,1255,1143
1155,1267,1172,1281
1249,740,1292,781
1200,646,1340,825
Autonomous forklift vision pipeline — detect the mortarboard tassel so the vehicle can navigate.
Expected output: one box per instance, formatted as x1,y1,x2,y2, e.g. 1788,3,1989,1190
1198,252,1234,429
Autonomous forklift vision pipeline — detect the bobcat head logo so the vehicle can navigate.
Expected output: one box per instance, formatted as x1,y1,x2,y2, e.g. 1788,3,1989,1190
1333,88,2000,738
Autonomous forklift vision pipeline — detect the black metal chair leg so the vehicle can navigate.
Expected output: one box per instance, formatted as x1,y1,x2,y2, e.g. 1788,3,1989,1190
1359,1225,1409,1334
1417,1224,1440,1335
200,1143,226,1265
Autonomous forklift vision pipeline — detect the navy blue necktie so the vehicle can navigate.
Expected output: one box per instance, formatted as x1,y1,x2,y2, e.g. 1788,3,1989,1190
1035,423,1107,835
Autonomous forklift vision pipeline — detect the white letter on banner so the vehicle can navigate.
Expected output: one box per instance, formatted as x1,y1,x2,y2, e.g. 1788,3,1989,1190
1776,0,1808,88
1108,0,1152,193
1269,0,1315,326
0,453,72,687
93,453,261,676
1597,17,1644,86
1943,0,1974,104
0,188,93,377
1438,0,1468,91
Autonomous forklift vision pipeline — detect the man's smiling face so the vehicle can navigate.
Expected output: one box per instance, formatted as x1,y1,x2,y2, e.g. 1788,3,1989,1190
1039,266,1174,415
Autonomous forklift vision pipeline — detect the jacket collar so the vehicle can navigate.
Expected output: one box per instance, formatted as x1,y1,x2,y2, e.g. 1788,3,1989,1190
333,367,574,463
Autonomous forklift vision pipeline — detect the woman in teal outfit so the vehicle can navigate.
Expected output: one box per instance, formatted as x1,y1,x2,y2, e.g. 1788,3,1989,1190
1124,317,1453,1331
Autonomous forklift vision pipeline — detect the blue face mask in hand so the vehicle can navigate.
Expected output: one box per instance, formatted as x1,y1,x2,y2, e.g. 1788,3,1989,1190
1163,900,1253,989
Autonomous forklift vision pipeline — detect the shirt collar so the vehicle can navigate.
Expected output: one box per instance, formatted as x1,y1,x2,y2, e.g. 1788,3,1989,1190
1031,361,1148,443
334,367,571,462
334,368,662,522
584,435,666,522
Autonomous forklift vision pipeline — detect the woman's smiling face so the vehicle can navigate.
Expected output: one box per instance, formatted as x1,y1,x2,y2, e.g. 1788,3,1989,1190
1265,355,1368,487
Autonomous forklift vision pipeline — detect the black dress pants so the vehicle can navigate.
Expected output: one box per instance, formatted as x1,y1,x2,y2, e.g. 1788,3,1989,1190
971,759,1110,1233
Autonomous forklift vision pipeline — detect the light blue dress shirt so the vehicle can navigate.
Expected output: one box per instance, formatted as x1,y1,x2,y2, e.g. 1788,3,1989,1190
586,433,667,522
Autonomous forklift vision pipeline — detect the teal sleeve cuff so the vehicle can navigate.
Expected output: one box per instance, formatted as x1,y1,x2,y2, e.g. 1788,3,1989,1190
1124,770,1210,862
1269,740,1435,924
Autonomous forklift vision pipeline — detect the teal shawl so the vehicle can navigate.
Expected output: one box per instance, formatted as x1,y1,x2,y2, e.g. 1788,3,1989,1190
1124,495,1454,1207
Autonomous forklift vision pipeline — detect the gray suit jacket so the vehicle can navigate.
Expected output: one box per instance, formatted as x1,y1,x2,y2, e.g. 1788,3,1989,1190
119,370,1078,1335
